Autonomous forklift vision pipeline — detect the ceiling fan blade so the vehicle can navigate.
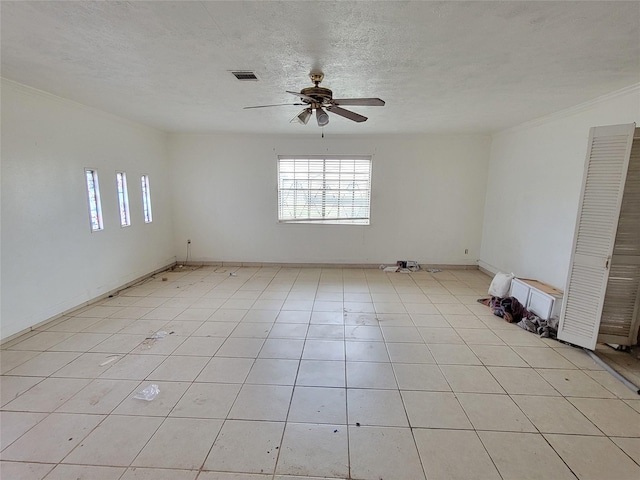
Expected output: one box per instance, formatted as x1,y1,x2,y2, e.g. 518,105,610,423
286,90,317,103
244,103,305,109
332,98,385,106
327,106,367,123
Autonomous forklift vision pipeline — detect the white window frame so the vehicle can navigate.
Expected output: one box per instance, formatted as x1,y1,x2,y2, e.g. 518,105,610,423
277,155,372,225
116,171,131,227
141,174,153,223
85,168,104,232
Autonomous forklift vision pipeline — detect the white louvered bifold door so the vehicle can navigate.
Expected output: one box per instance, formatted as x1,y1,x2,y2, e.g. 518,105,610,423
558,124,636,349
598,128,640,345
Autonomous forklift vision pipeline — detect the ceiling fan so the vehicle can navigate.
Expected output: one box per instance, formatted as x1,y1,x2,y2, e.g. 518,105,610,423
244,72,385,126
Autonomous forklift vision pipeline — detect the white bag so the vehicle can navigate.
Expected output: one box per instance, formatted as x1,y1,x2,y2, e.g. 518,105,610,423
488,272,514,297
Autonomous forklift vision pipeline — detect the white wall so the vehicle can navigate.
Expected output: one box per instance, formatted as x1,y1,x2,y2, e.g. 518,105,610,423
480,85,640,289
168,133,491,266
1,80,175,340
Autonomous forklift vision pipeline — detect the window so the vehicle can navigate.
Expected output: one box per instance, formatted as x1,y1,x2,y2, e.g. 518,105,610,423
141,174,153,223
116,171,131,227
85,169,104,231
278,156,372,224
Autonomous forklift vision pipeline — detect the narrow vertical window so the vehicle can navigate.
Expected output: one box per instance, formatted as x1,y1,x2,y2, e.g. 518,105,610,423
141,174,153,223
85,169,104,231
116,171,131,227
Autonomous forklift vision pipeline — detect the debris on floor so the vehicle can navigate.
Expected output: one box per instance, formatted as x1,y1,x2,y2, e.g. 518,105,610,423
478,296,558,338
140,331,168,349
99,355,120,367
426,268,442,273
379,261,420,273
146,331,167,340
134,384,160,401
396,260,420,272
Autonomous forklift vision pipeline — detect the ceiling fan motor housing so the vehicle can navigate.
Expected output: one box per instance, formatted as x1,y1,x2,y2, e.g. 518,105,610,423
300,86,333,106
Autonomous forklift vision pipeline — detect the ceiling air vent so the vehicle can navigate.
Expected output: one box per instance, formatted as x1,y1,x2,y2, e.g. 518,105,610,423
231,71,258,81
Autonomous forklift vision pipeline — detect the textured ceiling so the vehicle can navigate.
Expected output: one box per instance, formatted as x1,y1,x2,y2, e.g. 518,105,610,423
1,1,639,135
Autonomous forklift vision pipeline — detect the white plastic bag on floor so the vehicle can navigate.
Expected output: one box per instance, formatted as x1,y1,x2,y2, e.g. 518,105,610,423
134,384,160,401
488,272,514,297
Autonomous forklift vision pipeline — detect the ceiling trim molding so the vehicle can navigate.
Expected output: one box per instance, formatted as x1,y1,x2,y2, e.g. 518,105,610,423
1,77,166,136
495,83,640,137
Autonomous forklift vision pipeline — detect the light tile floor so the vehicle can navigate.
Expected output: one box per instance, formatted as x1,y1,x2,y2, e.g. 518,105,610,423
2,266,640,480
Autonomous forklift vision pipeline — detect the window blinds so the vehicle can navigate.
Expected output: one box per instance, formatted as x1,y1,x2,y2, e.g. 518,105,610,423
278,156,371,224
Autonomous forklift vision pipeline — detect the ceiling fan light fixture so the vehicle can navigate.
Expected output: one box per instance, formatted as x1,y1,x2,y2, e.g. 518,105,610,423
294,108,312,125
316,107,329,127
